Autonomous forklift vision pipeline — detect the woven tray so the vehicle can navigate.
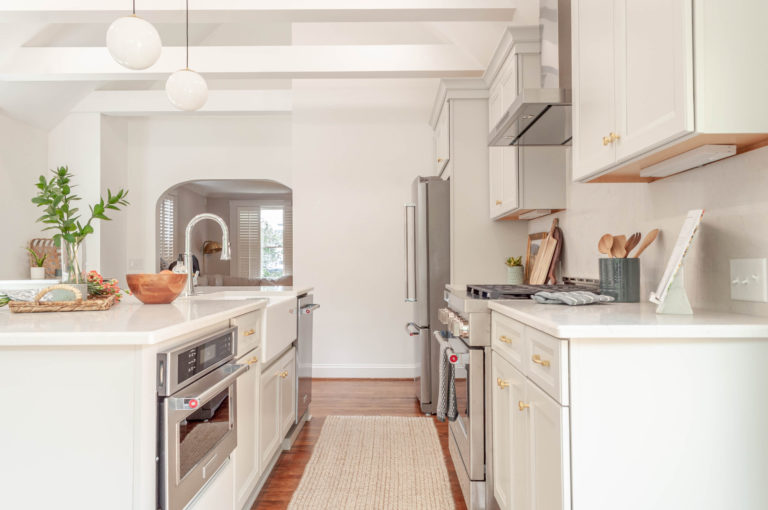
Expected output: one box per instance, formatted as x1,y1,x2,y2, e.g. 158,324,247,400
9,284,116,313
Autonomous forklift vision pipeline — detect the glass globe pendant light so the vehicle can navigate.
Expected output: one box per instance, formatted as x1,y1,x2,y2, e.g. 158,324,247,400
165,0,208,111
106,0,162,70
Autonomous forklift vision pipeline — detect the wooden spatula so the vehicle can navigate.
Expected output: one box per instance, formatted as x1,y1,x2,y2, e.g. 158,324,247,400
632,229,660,257
610,235,627,258
623,232,641,257
598,234,614,257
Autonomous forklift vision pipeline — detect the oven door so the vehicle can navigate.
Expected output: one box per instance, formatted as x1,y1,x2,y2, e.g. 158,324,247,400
159,363,248,510
447,335,486,481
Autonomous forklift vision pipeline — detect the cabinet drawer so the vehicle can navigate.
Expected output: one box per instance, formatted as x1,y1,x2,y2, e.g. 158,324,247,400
525,327,569,405
231,310,262,359
491,312,527,371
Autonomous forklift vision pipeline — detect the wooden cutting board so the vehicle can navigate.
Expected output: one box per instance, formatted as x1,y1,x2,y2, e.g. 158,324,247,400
530,218,560,285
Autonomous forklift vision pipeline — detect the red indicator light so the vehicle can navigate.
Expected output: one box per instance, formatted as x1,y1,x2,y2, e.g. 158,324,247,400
189,399,199,409
449,355,458,363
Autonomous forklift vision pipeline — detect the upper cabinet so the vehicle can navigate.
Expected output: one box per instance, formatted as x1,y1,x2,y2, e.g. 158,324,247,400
573,0,768,182
485,27,567,220
434,105,451,175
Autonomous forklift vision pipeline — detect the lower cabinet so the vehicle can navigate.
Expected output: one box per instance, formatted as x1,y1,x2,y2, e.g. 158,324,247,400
492,351,571,510
259,347,296,473
185,459,234,510
234,348,262,510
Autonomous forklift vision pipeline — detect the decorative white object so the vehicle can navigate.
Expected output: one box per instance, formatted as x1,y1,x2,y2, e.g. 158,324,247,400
649,209,704,315
29,267,45,280
165,0,208,111
166,69,208,111
106,2,161,71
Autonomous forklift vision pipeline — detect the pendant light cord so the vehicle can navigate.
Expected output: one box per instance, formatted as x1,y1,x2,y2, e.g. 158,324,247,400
186,0,189,69
132,0,135,15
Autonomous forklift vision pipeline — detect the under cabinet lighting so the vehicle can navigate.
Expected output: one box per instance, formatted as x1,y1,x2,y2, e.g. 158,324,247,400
518,209,552,220
639,144,736,178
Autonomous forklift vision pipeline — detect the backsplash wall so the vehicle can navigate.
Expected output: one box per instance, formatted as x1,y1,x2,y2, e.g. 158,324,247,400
528,146,768,317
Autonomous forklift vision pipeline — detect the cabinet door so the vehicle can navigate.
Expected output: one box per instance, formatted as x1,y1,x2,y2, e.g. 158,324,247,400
185,459,234,510
234,351,261,509
572,0,617,181
527,381,571,510
614,0,693,161
434,104,450,175
489,79,503,131
492,352,529,510
259,366,281,473
279,348,296,437
489,148,504,218
500,53,518,113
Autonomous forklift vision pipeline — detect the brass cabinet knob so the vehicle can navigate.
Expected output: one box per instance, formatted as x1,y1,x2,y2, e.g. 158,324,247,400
518,401,530,411
602,135,611,146
278,370,288,378
243,329,255,337
495,200,502,205
610,132,621,142
531,354,551,367
497,377,510,389
499,335,513,344
247,356,259,365
437,158,444,163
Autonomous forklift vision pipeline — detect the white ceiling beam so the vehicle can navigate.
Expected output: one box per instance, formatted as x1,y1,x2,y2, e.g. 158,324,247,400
0,0,516,23
0,45,484,81
71,89,292,114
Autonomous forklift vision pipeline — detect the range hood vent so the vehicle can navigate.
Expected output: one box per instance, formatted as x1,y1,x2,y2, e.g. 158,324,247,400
489,0,572,147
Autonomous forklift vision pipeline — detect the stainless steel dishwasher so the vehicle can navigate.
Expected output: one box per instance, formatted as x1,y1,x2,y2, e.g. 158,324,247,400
297,294,319,422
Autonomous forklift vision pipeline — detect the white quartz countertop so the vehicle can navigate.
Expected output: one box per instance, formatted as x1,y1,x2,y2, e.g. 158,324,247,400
488,300,768,339
195,285,313,296
0,295,267,346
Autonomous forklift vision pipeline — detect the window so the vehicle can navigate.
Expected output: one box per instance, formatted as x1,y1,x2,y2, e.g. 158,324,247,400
234,201,292,279
159,195,176,270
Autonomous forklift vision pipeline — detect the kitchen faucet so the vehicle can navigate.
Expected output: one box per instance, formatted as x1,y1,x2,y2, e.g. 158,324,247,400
183,213,231,296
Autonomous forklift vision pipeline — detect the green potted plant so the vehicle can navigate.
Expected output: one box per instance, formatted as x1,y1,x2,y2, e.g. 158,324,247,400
26,247,47,280
31,166,129,296
505,255,524,285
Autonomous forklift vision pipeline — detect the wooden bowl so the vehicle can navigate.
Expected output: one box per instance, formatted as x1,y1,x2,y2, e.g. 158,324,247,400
126,273,188,304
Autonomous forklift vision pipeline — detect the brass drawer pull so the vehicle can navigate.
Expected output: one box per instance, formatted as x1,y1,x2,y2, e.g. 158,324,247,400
499,335,513,344
495,200,502,205
278,370,288,379
610,132,621,142
532,354,551,367
602,135,611,146
497,377,510,389
243,328,255,336
518,401,530,411
247,356,259,365
437,158,444,163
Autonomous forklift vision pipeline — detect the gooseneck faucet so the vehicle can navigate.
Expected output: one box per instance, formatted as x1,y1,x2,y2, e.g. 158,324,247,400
183,213,231,296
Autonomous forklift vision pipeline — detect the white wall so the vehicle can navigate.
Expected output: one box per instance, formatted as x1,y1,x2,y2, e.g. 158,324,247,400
292,79,436,377
100,115,129,283
48,113,102,272
529,147,768,316
0,113,48,279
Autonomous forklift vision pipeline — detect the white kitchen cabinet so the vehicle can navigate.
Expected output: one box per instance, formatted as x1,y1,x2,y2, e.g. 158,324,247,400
259,346,295,472
279,347,296,436
434,104,450,175
573,0,768,182
491,352,529,510
527,381,570,510
185,459,234,510
488,146,566,221
234,348,261,510
488,79,503,132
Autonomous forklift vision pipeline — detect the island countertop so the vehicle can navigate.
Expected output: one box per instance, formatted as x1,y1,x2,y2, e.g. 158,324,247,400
0,295,267,346
488,300,768,339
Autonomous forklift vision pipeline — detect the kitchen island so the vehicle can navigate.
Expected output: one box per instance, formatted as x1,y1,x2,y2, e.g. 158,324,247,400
0,295,272,510
486,299,768,510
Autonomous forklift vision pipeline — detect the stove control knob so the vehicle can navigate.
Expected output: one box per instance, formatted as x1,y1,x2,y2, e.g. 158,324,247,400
450,317,469,338
438,308,451,325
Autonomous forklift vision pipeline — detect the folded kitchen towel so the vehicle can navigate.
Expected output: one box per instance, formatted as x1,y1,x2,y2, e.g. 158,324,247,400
435,333,458,422
532,291,615,306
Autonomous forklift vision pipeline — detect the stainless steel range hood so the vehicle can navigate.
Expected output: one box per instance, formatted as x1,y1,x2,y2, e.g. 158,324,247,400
489,0,572,147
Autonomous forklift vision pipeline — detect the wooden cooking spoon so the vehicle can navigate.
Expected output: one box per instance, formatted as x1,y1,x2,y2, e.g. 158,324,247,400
598,234,614,257
610,235,627,258
632,229,660,258
623,232,641,257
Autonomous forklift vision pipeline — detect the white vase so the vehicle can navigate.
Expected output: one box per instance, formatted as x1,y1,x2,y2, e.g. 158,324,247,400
506,266,524,285
30,266,45,280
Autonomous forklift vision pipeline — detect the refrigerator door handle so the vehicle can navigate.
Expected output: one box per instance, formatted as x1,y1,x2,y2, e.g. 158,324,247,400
405,322,424,337
404,203,417,302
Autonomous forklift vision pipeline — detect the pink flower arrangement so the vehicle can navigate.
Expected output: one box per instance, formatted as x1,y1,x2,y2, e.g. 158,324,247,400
87,270,131,302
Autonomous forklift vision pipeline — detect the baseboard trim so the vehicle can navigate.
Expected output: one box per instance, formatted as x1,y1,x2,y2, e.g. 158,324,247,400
311,363,417,378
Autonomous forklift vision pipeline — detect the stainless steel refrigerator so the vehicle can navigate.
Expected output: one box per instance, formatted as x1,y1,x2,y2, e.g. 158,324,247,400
404,176,450,414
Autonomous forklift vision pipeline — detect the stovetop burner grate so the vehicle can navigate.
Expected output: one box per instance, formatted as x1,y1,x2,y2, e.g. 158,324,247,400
466,283,600,300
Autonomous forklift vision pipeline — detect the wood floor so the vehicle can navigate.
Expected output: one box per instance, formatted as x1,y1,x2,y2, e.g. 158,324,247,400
251,379,468,510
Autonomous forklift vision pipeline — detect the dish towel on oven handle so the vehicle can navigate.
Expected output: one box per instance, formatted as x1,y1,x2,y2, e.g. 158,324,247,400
436,332,458,422
531,291,614,305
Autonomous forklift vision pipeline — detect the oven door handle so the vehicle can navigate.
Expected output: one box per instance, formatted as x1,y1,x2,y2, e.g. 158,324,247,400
169,363,249,411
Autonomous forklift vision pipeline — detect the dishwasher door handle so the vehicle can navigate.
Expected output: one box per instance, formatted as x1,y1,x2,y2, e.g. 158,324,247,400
300,303,320,315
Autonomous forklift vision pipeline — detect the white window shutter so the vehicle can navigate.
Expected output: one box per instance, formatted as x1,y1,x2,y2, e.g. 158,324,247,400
159,196,175,269
237,207,261,279
283,203,293,276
